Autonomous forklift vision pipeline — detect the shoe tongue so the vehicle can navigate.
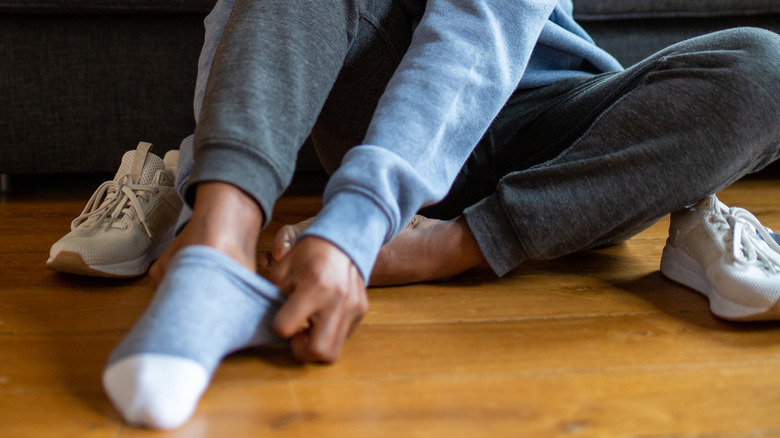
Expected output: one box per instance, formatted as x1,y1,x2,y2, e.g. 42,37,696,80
694,195,721,212
115,143,165,185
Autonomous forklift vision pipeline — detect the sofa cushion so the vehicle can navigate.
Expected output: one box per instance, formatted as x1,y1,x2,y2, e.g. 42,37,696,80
5,0,777,18
574,0,780,20
0,0,216,14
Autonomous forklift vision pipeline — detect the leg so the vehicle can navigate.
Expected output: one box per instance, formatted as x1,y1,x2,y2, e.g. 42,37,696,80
464,27,780,276
176,0,413,226
174,0,235,222
189,0,361,218
309,27,780,284
158,0,404,276
106,0,413,429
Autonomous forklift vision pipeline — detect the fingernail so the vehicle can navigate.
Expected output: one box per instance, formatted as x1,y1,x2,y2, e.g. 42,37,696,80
282,241,291,248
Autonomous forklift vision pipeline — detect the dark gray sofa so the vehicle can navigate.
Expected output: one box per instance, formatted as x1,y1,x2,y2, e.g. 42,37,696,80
2,0,779,177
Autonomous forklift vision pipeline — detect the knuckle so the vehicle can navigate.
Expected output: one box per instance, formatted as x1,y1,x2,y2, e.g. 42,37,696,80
334,286,350,300
347,293,366,315
357,299,369,316
318,282,347,304
310,345,335,363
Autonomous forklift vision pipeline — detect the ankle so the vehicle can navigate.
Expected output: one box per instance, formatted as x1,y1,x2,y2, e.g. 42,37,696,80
452,217,486,270
188,182,264,268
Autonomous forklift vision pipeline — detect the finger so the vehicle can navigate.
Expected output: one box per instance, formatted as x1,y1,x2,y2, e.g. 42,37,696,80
291,329,314,362
327,311,356,360
346,310,364,339
350,285,369,338
333,292,367,354
301,305,344,363
273,284,327,338
297,260,366,360
305,290,364,363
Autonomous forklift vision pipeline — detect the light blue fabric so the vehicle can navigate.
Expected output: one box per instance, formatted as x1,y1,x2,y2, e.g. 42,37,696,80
302,0,622,280
108,245,287,373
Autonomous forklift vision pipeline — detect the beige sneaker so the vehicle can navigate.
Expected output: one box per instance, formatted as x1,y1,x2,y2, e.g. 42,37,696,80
47,142,183,277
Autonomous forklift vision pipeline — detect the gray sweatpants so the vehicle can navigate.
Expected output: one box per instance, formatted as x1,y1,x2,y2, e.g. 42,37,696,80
176,0,780,276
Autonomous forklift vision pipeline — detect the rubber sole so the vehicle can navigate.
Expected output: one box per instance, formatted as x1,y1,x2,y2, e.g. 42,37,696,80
46,225,176,278
660,242,780,321
46,250,150,278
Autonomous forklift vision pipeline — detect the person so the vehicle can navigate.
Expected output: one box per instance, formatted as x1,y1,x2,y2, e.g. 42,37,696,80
100,0,780,430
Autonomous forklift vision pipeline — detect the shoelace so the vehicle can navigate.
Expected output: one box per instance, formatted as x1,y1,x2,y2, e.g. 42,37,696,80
710,204,780,274
71,175,154,237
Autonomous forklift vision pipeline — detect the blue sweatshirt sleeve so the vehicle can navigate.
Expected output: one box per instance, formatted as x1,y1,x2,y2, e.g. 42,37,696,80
302,0,558,281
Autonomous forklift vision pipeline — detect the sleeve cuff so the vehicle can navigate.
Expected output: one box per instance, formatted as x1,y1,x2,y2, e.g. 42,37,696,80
300,190,392,283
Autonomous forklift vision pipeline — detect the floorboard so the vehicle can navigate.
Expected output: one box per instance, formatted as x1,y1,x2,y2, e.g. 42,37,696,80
1,176,780,437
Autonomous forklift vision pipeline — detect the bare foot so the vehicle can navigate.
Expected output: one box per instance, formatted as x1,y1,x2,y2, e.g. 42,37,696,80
371,215,486,285
261,214,486,286
149,182,263,289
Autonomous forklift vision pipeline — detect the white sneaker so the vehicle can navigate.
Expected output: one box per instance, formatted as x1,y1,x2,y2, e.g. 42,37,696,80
47,142,183,277
660,195,780,321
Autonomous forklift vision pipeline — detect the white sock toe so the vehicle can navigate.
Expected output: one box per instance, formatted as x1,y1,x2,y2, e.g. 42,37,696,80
103,354,209,430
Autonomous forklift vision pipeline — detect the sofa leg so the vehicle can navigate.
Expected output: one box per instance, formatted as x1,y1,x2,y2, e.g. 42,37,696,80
0,174,11,193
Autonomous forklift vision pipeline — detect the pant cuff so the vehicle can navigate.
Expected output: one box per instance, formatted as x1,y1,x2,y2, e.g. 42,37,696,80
184,141,287,226
463,193,529,277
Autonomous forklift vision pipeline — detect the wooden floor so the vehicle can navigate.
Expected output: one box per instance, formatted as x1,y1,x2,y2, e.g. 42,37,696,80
2,175,780,437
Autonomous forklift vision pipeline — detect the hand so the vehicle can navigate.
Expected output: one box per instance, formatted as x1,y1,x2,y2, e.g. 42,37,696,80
269,236,367,363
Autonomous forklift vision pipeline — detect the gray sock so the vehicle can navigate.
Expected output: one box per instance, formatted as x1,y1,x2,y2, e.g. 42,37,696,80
102,245,287,429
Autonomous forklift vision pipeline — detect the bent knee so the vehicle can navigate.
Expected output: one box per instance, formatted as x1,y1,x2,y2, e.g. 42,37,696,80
723,27,780,54
690,28,780,113
714,27,780,78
